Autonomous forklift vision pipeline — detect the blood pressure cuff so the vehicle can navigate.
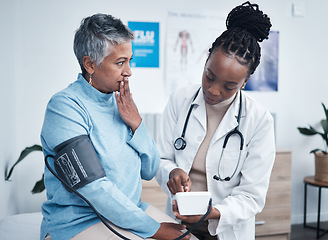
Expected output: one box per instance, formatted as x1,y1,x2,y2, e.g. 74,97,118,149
53,134,106,192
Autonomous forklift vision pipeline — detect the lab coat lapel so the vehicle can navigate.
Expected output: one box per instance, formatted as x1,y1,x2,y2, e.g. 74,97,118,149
192,88,206,132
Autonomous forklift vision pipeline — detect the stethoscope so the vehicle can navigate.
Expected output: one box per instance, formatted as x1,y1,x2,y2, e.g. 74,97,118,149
174,87,244,181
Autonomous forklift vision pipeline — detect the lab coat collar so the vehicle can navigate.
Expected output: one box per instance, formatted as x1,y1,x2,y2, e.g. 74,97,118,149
214,90,245,141
191,87,246,141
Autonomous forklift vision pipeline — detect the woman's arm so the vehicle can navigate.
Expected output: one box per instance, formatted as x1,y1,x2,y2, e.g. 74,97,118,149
42,93,160,239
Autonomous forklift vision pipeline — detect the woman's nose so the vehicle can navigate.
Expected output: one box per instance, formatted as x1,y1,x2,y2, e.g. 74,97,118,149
208,85,221,96
123,64,132,77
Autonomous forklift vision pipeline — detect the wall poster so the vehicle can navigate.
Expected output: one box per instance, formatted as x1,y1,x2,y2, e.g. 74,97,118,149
165,10,279,93
128,21,159,68
165,9,225,93
245,31,279,92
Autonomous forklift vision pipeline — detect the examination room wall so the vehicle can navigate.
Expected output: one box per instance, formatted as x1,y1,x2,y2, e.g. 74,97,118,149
1,0,328,226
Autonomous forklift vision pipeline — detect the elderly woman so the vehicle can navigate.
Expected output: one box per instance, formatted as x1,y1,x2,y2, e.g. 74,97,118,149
40,14,191,240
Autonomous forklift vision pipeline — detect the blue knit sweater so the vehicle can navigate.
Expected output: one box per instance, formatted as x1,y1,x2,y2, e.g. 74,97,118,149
40,74,160,240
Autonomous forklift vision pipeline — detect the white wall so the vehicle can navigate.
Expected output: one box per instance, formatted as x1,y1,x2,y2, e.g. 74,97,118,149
1,0,328,225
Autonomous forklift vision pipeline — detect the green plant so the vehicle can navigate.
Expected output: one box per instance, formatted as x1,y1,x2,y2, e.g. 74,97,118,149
5,144,45,193
297,103,328,154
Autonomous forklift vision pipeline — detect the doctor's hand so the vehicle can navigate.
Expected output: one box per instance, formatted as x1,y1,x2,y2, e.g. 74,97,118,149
167,168,191,195
115,78,142,134
172,200,221,223
152,222,191,240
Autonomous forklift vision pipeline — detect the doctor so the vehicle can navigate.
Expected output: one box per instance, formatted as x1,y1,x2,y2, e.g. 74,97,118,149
156,2,275,240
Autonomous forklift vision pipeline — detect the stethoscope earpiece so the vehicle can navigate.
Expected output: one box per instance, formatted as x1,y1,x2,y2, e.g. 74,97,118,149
213,175,231,182
213,175,220,181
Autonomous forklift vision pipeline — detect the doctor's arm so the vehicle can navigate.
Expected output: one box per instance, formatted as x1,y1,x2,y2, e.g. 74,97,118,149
155,91,191,195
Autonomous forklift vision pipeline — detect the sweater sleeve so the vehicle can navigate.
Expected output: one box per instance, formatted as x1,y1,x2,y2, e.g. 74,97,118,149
127,121,160,181
41,93,160,239
78,178,160,238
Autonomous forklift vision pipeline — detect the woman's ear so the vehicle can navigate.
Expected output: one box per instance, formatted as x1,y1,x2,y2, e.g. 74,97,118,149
241,76,251,89
83,56,94,75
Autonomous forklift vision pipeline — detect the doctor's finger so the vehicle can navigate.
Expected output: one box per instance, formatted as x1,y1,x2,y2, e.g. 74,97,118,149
172,201,189,222
172,200,180,216
167,181,177,195
167,180,182,195
182,178,192,192
172,178,185,193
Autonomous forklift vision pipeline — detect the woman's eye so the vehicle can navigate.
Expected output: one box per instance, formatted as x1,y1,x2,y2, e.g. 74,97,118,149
206,76,214,82
225,87,234,91
224,85,236,91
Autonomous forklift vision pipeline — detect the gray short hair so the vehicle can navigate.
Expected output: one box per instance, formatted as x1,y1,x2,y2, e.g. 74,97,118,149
73,13,134,74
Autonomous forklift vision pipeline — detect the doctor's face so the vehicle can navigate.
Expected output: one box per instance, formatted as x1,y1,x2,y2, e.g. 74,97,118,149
202,48,249,105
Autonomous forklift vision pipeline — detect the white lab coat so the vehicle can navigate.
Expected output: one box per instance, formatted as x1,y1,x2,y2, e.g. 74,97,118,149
155,85,276,240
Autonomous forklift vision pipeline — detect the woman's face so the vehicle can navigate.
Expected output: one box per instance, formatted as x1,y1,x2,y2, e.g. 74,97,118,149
202,48,249,105
91,41,133,93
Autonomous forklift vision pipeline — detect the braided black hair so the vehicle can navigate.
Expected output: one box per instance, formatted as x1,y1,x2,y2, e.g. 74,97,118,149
208,1,272,75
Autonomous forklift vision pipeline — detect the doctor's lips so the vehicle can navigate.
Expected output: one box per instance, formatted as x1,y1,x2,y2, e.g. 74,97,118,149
204,93,216,103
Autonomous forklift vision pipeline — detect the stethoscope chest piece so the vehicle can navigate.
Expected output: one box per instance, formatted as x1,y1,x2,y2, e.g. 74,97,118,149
174,87,201,151
174,137,186,150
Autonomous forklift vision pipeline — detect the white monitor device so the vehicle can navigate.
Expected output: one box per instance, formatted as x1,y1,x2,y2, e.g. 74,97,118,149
174,191,211,216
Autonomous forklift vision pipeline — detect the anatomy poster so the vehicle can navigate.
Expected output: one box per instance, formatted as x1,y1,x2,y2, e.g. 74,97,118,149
165,10,279,93
245,31,279,91
165,9,225,93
